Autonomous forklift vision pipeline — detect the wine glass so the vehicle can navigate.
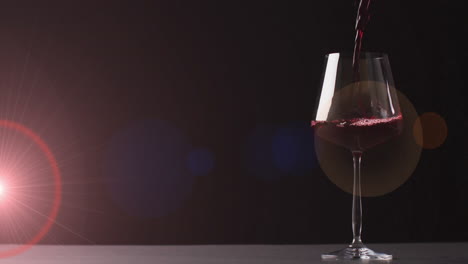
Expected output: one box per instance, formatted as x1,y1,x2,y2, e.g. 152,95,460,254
312,52,402,260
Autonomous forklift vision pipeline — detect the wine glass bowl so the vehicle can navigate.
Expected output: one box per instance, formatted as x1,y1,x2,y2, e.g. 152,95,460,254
312,52,402,260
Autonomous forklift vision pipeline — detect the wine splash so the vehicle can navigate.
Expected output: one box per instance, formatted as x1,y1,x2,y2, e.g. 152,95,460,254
312,115,403,151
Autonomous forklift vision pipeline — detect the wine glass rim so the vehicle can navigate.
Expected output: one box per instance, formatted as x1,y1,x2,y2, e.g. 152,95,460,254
326,52,388,59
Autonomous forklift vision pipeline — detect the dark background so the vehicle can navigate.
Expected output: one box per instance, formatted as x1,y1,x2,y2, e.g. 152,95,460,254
0,0,466,245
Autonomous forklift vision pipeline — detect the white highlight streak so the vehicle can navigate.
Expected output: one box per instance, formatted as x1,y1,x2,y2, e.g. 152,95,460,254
315,53,340,121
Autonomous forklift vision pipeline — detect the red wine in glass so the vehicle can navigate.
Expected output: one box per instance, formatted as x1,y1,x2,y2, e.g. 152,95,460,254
312,0,400,260
313,52,401,260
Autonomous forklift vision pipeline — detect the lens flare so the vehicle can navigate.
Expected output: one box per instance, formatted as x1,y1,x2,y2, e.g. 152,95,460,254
0,120,62,258
0,181,5,197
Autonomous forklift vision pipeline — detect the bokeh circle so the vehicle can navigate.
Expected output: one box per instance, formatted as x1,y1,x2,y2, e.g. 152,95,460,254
104,119,194,218
245,122,317,181
314,88,422,197
413,112,448,149
187,148,215,176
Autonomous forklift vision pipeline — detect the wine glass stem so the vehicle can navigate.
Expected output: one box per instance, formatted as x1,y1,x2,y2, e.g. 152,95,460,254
351,151,363,247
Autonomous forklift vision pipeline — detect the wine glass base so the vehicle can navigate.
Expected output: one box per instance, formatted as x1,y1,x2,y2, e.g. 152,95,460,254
322,245,392,261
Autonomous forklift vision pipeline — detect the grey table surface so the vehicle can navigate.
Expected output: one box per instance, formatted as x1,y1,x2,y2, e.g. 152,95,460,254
0,243,466,263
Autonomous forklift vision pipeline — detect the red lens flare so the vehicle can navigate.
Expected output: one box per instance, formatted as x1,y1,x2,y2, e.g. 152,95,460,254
0,120,62,258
